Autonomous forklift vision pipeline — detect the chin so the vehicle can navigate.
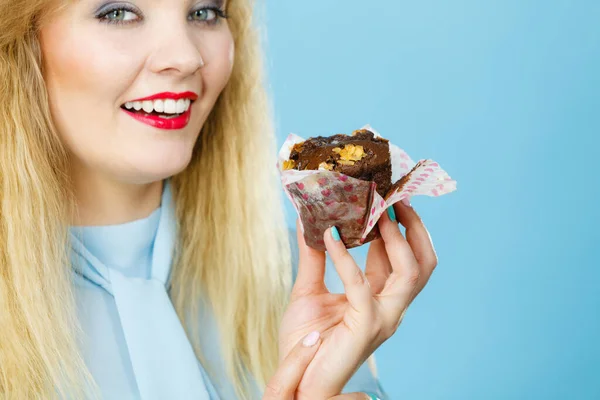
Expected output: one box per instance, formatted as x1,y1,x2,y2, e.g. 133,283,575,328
116,147,194,184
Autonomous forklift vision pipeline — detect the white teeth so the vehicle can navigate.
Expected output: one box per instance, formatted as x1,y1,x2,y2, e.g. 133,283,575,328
164,99,177,114
154,99,164,113
176,99,186,114
124,97,193,114
142,100,154,113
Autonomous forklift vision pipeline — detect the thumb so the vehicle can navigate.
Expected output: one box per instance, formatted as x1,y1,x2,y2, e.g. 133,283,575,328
263,331,321,400
291,220,327,300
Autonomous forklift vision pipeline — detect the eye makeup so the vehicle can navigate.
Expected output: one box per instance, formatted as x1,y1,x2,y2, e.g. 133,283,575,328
94,0,228,26
94,2,142,25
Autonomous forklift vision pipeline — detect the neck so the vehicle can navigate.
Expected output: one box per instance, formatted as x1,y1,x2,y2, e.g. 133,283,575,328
70,167,164,227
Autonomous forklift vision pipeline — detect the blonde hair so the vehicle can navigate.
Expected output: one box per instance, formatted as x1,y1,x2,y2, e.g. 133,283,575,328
0,0,291,398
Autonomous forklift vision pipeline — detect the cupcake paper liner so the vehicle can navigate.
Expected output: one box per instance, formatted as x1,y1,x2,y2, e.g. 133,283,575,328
278,125,457,250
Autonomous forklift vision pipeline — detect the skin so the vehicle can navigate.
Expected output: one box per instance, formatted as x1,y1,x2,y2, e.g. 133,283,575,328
274,201,438,399
38,1,438,398
39,0,234,225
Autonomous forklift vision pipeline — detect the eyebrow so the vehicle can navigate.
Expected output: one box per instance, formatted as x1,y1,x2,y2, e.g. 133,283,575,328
195,0,225,7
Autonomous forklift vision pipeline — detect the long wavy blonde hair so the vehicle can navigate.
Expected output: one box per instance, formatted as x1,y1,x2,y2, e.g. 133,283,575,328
0,0,291,398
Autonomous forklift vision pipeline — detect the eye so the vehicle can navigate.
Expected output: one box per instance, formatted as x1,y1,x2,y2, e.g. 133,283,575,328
192,9,215,21
103,9,138,22
95,4,141,25
189,7,227,24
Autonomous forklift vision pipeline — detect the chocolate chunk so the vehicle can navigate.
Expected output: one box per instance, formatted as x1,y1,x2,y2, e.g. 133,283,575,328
289,129,392,197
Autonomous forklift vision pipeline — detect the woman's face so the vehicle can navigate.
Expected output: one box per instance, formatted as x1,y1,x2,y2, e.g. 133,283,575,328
40,0,234,184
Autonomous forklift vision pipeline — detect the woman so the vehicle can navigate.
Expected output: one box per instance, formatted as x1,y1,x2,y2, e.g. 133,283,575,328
0,0,438,399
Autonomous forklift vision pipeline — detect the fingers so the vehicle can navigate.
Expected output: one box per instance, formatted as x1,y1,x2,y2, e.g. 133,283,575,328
393,201,438,280
375,201,438,331
323,227,373,312
377,205,421,302
365,239,392,294
291,220,328,300
263,331,322,400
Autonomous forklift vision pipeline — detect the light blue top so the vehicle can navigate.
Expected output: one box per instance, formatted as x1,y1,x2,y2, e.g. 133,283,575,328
70,181,387,399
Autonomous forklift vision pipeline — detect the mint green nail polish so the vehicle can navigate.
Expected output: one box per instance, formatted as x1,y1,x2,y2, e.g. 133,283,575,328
365,393,381,400
387,206,396,222
331,226,341,241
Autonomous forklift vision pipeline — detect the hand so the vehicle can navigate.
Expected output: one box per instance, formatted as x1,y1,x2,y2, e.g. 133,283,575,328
263,331,321,400
279,201,438,399
263,331,373,400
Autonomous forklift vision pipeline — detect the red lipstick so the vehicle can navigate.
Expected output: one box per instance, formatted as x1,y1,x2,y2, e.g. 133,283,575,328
121,91,198,130
122,107,192,130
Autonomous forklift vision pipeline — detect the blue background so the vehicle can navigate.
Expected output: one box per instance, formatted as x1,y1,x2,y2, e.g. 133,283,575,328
264,1,600,399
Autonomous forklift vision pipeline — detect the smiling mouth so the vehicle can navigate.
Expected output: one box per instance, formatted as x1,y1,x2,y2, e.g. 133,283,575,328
120,98,193,119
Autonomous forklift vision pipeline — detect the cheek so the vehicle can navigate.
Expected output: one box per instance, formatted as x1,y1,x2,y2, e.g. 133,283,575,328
40,21,144,159
200,33,235,97
40,22,140,123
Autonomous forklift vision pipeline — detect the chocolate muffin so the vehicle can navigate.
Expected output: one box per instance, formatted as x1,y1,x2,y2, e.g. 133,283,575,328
285,129,392,197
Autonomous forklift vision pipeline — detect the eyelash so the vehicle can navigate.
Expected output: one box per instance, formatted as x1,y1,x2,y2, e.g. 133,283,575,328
95,4,229,26
188,6,229,24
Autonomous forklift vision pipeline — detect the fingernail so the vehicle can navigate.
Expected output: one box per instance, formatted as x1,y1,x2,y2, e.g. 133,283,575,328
401,197,412,207
302,331,320,347
331,226,341,242
387,206,396,222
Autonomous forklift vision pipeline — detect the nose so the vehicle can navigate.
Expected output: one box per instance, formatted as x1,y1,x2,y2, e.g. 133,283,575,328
146,24,205,77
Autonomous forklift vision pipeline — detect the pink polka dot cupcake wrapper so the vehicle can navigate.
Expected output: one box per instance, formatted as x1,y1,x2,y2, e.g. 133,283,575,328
285,172,376,251
278,127,457,250
362,159,457,241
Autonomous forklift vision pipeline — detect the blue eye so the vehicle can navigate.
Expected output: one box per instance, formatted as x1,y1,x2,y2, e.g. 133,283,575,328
96,4,141,25
192,9,215,21
189,7,228,24
104,9,138,22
